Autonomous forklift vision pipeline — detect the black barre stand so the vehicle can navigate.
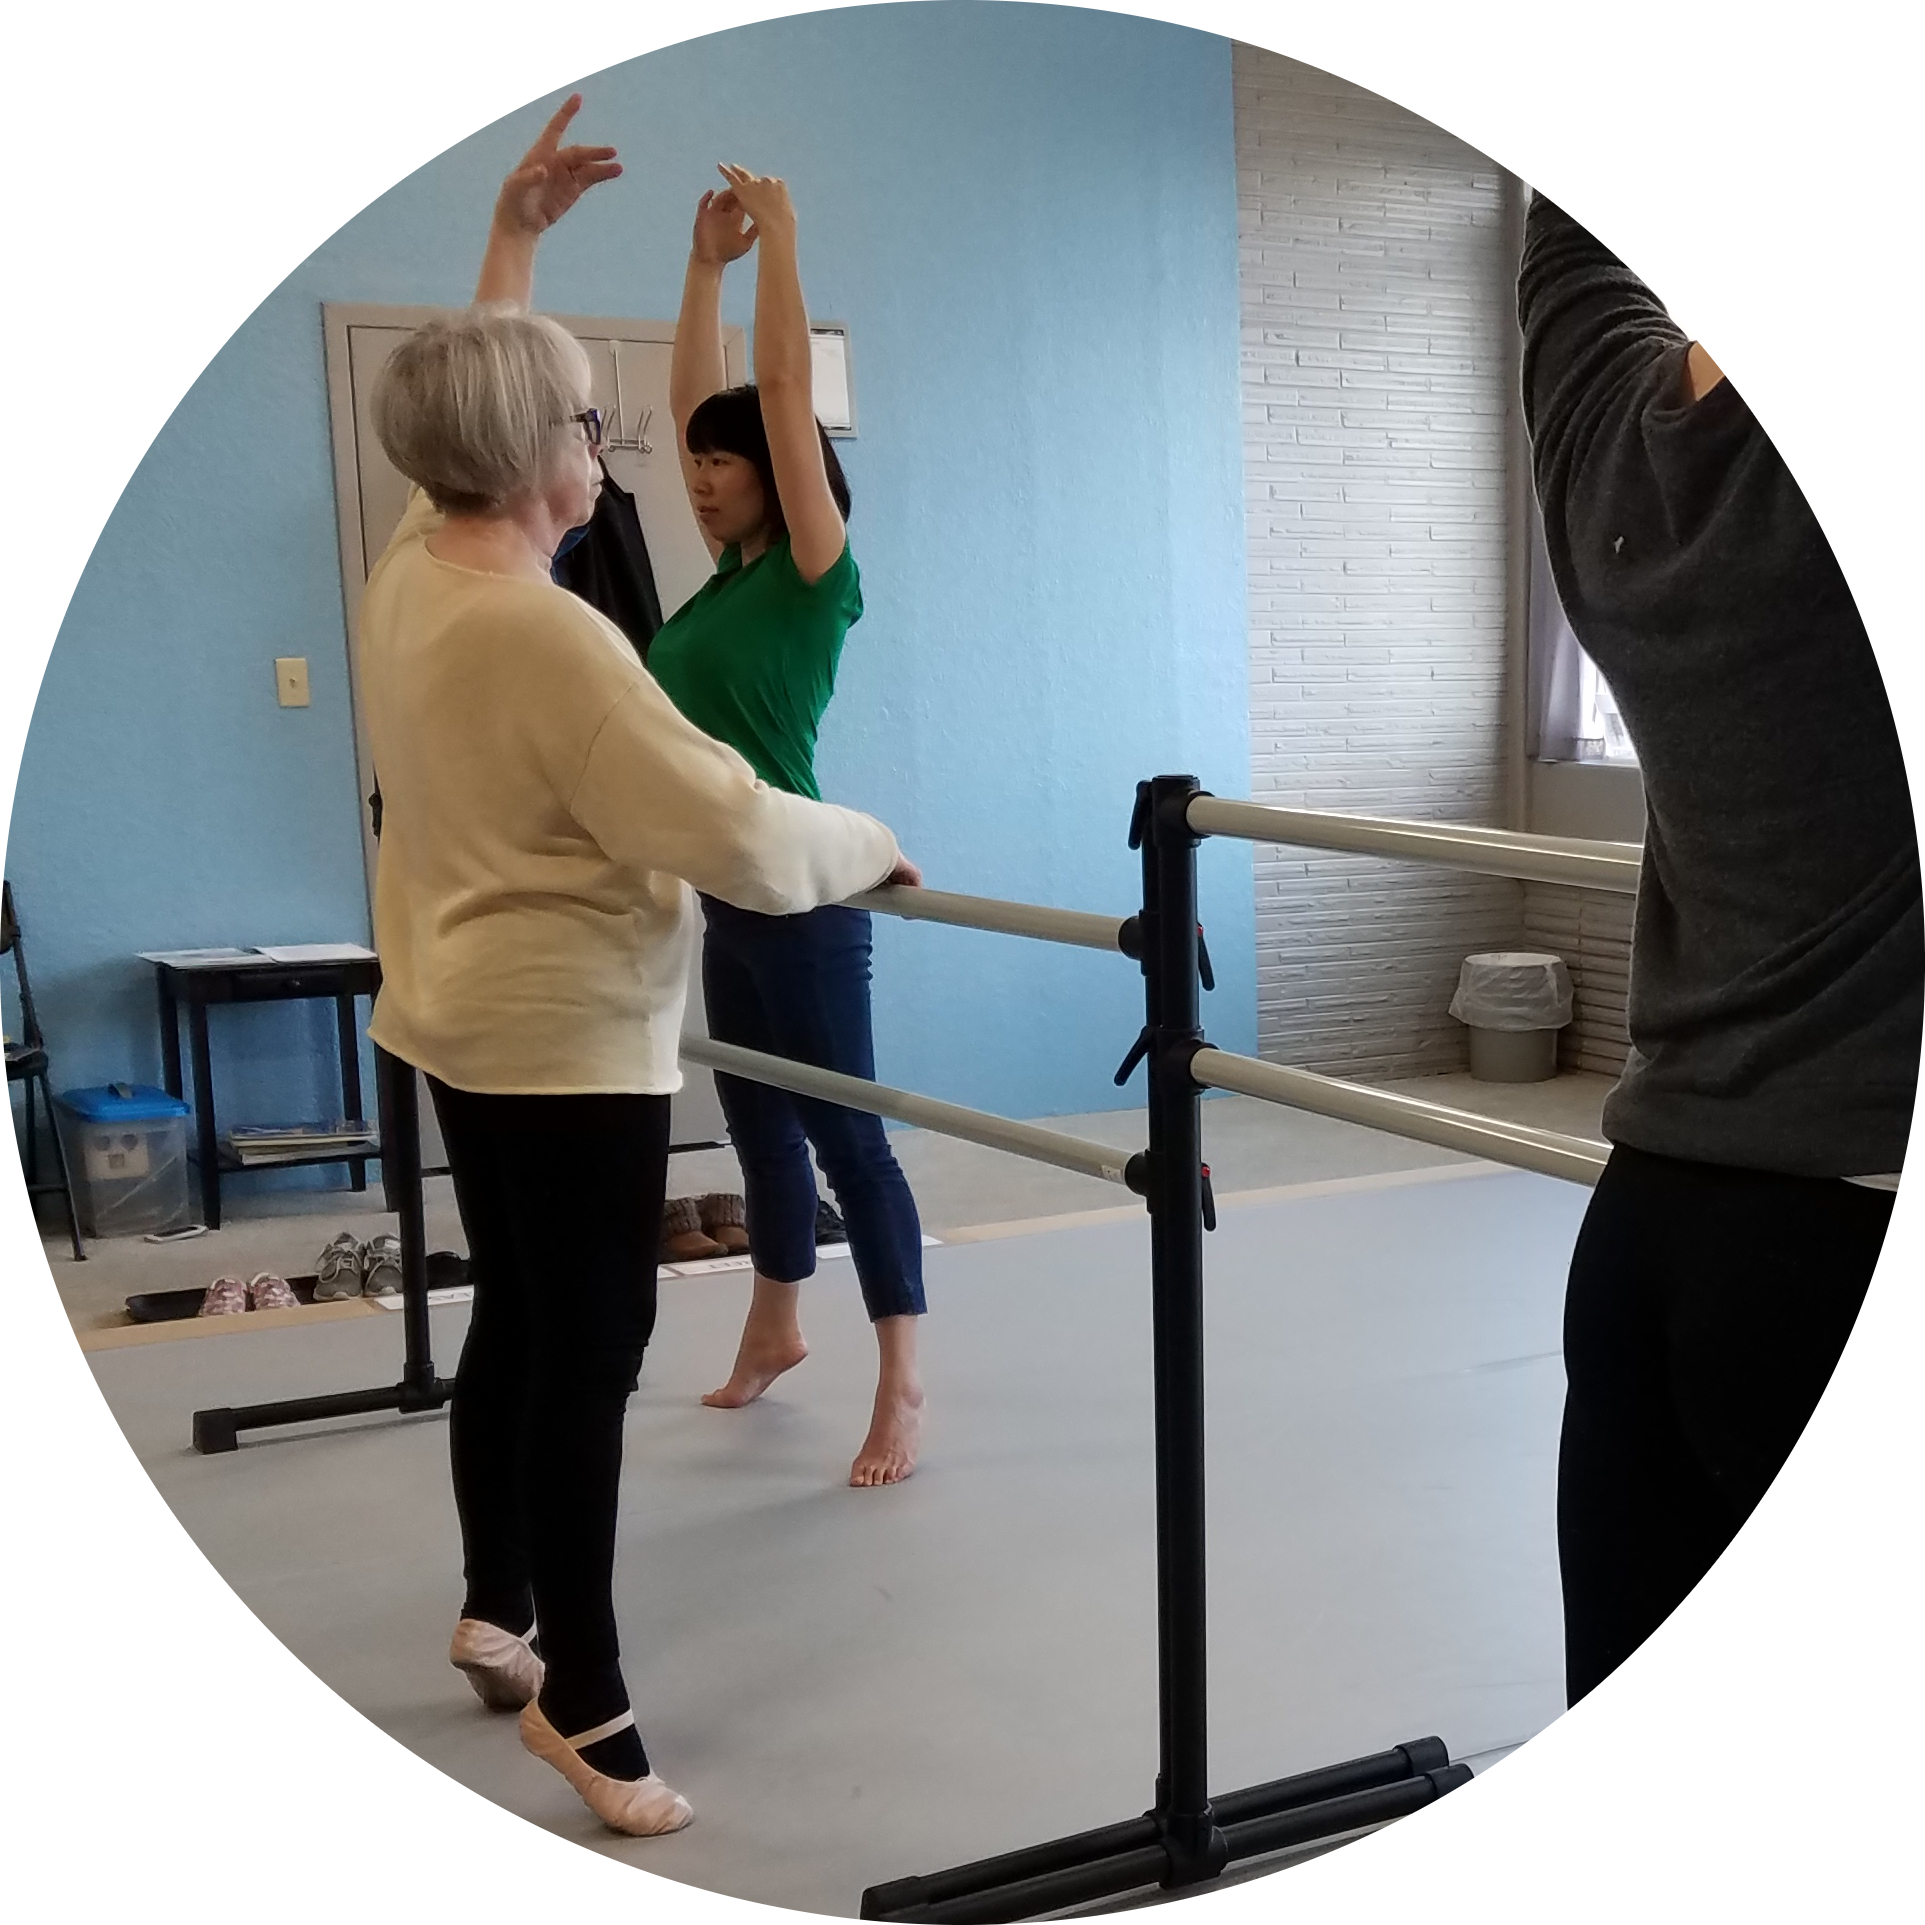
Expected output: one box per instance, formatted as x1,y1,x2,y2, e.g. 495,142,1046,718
860,776,1469,1922
191,1047,455,1454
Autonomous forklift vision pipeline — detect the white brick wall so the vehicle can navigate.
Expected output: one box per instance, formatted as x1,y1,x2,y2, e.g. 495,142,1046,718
1524,883,1635,1074
1236,44,1526,1078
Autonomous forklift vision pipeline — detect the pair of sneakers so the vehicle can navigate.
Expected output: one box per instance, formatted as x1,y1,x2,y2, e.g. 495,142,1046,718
198,1273,298,1316
448,1618,692,1837
313,1230,403,1301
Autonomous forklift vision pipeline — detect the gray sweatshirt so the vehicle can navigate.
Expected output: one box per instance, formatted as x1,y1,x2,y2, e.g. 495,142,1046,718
1518,197,1920,1177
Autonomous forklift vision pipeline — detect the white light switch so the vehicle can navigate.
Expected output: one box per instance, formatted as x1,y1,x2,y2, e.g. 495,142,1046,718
275,657,311,708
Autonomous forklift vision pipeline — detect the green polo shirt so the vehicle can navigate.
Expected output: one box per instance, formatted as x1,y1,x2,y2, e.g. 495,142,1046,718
647,536,862,802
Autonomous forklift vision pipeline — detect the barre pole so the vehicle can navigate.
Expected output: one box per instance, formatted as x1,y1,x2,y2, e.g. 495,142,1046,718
861,782,1469,1920
1141,773,1224,1885
850,883,1134,955
1192,1049,1609,1187
1187,796,1643,894
680,1036,1138,1189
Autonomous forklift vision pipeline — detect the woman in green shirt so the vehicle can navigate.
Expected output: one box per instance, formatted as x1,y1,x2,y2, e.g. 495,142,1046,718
654,165,926,1487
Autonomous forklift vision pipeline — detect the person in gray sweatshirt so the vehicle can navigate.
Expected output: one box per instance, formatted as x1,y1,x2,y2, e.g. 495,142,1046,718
1518,194,1921,1704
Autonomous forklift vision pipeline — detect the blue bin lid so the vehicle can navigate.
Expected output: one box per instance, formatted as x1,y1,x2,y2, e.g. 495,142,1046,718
59,1082,191,1122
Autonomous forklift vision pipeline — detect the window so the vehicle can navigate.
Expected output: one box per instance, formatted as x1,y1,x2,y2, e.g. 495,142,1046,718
1577,652,1636,763
1527,487,1639,766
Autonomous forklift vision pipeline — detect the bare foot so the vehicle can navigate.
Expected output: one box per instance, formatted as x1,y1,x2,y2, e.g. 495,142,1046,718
701,1333,808,1407
850,1380,923,1486
702,1274,807,1408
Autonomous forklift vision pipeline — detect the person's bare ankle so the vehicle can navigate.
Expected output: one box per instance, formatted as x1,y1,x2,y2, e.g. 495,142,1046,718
850,1376,923,1487
701,1330,808,1408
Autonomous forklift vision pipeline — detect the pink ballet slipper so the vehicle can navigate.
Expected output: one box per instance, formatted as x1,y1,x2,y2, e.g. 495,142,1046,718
518,1700,693,1836
449,1618,544,1711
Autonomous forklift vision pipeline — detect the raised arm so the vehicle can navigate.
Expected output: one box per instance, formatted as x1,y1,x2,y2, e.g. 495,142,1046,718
672,187,756,558
474,93,621,307
716,165,847,584
1517,194,1692,453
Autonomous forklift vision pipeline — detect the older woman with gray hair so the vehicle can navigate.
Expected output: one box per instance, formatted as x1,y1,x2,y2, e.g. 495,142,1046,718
360,97,911,1837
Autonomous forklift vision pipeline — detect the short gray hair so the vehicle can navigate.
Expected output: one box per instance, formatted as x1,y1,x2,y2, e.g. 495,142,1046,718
371,304,592,513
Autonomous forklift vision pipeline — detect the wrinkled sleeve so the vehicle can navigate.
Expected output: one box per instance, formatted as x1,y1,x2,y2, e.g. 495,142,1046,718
566,671,900,915
1517,195,1688,473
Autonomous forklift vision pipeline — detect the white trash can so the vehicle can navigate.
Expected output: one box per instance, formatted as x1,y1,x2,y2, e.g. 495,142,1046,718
1449,953,1573,1083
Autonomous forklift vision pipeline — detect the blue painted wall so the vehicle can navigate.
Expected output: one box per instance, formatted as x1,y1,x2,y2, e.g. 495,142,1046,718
7,2,1251,1184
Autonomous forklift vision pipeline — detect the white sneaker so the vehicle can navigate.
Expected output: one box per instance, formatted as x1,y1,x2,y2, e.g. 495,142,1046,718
449,1617,544,1711
518,1700,693,1836
313,1232,364,1301
362,1233,403,1298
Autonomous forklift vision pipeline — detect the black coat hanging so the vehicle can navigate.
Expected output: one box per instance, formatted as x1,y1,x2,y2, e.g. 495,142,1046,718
552,459,666,662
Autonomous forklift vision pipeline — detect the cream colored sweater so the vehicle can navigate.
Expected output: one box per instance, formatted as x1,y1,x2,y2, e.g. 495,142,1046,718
359,493,899,1094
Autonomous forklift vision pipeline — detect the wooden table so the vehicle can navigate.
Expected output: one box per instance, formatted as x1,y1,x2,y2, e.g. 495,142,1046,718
151,952,381,1229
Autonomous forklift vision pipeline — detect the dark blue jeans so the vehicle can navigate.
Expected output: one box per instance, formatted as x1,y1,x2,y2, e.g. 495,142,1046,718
699,897,926,1321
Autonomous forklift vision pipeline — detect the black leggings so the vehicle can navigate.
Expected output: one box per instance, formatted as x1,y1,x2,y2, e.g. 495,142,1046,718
1558,1144,1891,1705
429,1078,670,1739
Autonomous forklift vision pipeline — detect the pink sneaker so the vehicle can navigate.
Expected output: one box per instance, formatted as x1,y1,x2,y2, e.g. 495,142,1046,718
247,1273,298,1311
198,1276,247,1317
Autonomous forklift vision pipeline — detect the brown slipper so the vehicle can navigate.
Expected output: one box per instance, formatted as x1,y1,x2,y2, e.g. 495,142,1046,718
697,1192,750,1256
661,1195,726,1262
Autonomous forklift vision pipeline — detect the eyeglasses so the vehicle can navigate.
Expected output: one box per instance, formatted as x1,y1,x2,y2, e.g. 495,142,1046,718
572,408,606,450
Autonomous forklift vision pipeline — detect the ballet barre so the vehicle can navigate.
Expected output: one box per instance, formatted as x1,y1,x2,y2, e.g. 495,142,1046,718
856,782,1631,1917
1186,795,1642,895
1190,1049,1607,1187
847,882,1135,955
681,1037,1139,1188
187,775,1640,1919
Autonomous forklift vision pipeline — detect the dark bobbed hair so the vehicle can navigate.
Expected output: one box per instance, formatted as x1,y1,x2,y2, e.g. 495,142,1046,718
684,384,851,535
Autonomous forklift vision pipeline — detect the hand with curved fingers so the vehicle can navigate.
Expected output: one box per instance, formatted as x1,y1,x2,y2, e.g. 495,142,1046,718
715,164,797,248
886,855,923,888
706,159,839,578
475,94,620,305
494,93,622,239
692,187,757,267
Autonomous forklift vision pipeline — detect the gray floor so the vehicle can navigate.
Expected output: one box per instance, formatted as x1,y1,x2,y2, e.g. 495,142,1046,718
47,1075,1613,1335
88,1164,1588,1918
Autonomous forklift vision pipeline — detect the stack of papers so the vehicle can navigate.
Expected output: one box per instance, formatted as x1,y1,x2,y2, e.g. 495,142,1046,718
138,947,259,967
254,944,378,963
140,943,377,968
223,1121,378,1166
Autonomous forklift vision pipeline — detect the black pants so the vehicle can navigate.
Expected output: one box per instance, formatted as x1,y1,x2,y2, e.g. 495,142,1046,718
1558,1143,1891,1705
429,1078,670,1733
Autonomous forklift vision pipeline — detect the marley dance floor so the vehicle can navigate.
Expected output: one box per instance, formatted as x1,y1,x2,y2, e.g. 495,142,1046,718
86,1163,1587,1917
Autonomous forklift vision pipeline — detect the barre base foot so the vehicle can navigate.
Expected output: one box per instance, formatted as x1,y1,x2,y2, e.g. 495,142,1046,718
859,1738,1465,1924
189,1379,456,1455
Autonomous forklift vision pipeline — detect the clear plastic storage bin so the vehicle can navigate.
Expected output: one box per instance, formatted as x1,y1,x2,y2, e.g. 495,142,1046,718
56,1083,195,1237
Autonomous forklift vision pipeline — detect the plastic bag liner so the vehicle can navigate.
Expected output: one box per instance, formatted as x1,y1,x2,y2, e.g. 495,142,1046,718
1449,952,1573,1032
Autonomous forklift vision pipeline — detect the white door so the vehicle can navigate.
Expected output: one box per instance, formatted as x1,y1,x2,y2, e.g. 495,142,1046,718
323,305,745,1148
